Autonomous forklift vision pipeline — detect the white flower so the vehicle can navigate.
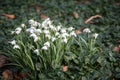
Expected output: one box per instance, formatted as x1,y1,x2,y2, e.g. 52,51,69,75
43,30,49,34
70,31,77,37
15,27,22,34
34,37,39,42
57,25,62,31
37,23,41,27
42,18,50,27
26,27,35,34
35,29,42,35
60,28,66,33
33,21,38,27
11,31,15,34
30,33,37,37
30,33,39,42
43,41,50,47
51,37,56,42
49,25,56,30
21,24,25,28
45,34,51,39
13,44,20,49
68,27,74,31
61,33,69,38
92,33,99,39
34,49,39,55
83,28,91,33
47,19,52,25
9,40,16,45
41,46,48,50
28,19,38,27
62,38,68,43
28,19,35,24
55,32,60,36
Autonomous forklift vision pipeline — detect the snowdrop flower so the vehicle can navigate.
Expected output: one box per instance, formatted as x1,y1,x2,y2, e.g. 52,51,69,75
92,33,99,39
34,37,39,42
11,31,15,34
41,46,48,50
43,30,49,34
57,25,62,31
26,27,35,34
35,29,42,35
49,25,56,31
47,19,52,25
42,18,50,27
62,38,68,43
51,37,56,42
60,28,66,33
61,33,69,38
55,32,60,36
83,28,91,33
9,40,16,45
15,27,22,34
68,27,74,31
44,41,50,47
45,34,51,39
33,21,39,27
28,19,34,24
37,23,41,27
21,24,25,28
70,31,77,37
13,44,20,49
34,49,39,55
30,33,37,38
28,19,38,27
30,33,39,42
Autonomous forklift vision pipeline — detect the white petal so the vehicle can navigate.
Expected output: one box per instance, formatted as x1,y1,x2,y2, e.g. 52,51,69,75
9,40,16,45
21,24,25,28
44,42,50,47
13,45,20,49
34,49,39,55
41,46,48,50
92,33,99,39
83,28,91,33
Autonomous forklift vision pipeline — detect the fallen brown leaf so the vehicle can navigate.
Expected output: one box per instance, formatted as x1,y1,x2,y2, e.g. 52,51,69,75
75,29,82,35
73,12,79,19
2,70,13,80
118,40,120,43
116,2,120,6
85,15,102,24
40,14,49,20
62,66,68,72
113,46,120,53
14,73,28,80
0,55,8,68
2,14,16,19
35,6,42,14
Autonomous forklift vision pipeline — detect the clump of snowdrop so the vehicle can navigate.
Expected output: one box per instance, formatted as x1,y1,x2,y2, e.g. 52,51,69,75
10,18,77,50
9,18,77,70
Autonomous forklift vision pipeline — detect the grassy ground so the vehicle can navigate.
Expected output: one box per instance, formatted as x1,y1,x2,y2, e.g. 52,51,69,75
0,0,120,79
